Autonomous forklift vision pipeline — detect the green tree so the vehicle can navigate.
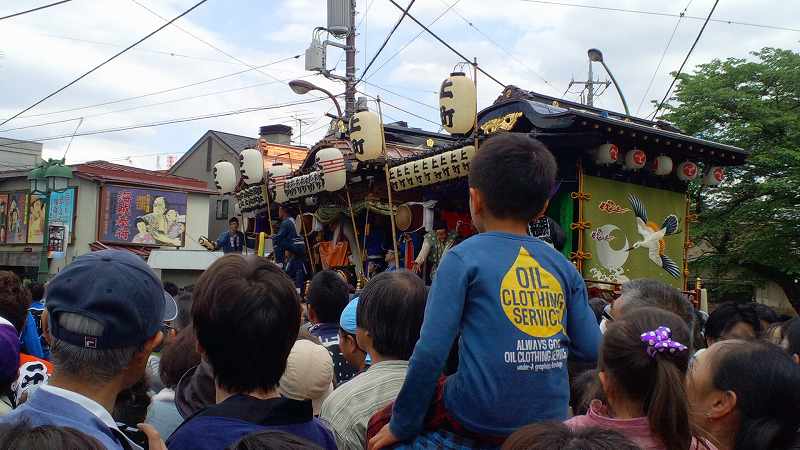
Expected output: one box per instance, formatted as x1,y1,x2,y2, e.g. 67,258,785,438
660,47,800,308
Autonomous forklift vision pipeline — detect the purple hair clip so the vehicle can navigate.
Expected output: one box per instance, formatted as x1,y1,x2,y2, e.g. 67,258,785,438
640,326,688,358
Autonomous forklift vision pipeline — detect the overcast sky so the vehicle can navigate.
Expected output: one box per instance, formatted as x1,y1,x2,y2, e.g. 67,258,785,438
0,0,797,170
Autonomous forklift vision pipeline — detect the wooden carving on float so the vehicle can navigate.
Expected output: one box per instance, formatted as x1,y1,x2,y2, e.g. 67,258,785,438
479,112,524,135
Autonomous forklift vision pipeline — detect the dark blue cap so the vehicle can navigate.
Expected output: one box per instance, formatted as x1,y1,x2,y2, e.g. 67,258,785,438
46,250,172,349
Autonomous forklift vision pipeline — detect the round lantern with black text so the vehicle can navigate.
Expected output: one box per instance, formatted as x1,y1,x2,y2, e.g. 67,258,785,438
213,161,237,194
349,110,383,161
439,72,477,135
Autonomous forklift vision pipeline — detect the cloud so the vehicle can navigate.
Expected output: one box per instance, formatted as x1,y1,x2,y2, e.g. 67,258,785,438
0,0,797,171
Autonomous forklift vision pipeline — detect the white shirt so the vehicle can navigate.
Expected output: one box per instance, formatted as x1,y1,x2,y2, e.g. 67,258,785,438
39,384,143,450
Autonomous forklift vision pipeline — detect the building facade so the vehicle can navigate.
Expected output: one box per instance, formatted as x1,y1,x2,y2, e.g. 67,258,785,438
168,125,307,240
0,161,214,284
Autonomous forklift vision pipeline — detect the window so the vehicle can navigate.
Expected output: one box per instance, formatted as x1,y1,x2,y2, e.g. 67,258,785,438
215,199,229,220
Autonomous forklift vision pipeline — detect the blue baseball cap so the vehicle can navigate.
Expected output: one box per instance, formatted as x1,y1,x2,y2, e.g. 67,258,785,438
339,297,360,334
46,250,176,349
339,297,371,364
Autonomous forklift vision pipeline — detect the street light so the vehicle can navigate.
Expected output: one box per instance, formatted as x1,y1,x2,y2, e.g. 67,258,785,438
288,79,343,119
587,48,630,116
28,159,74,282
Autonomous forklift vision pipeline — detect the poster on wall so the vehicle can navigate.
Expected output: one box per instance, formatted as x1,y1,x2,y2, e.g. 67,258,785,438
27,194,48,244
582,175,686,289
6,192,28,244
47,187,76,257
0,194,8,243
99,185,187,247
48,223,66,259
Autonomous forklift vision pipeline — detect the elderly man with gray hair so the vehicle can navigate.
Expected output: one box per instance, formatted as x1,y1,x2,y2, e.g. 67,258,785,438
605,278,697,348
0,250,177,450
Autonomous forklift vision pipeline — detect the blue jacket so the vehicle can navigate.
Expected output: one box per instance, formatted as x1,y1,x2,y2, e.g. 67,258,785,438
216,231,245,254
19,311,44,359
273,218,299,264
0,386,136,449
167,394,336,450
389,232,601,438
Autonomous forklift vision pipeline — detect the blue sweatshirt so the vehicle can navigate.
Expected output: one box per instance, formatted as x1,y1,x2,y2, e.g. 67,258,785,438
274,218,298,264
390,232,601,439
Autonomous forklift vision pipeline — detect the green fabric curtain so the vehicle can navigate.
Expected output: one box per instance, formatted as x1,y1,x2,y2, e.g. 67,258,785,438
314,200,398,224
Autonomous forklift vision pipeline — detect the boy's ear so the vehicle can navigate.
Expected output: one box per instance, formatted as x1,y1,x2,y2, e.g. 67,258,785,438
469,188,482,215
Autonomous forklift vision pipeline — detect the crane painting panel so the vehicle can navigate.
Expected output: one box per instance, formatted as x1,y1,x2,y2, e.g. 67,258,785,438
582,176,686,288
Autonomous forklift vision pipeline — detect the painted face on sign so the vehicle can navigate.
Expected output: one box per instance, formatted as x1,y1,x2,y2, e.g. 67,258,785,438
153,197,167,215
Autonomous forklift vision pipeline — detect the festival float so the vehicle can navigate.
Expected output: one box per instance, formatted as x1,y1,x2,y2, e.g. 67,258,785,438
211,68,746,299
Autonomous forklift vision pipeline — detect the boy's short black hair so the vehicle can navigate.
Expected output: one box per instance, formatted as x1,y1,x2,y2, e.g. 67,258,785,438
228,217,239,224
230,430,323,450
468,134,557,222
356,271,427,360
28,282,45,302
192,255,300,393
307,270,350,324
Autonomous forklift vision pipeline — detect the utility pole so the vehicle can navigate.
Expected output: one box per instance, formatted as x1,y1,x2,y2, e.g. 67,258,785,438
344,0,356,116
567,62,610,107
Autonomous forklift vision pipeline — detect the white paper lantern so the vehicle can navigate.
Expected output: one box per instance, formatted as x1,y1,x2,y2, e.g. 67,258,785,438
439,72,477,135
595,144,619,165
703,166,725,186
239,148,264,185
317,147,346,192
349,110,383,161
213,161,237,194
677,161,699,181
624,149,647,171
283,148,346,200
651,155,673,176
267,163,291,204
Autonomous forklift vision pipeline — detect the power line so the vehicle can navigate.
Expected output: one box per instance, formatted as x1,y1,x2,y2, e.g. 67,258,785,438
636,0,694,115
518,0,800,33
440,0,558,94
6,97,334,144
386,0,506,88
651,0,720,119
357,91,439,126
361,80,438,112
357,0,417,84
365,0,461,81
6,54,301,120
130,0,286,86
0,0,73,21
0,0,211,128
0,71,318,133
35,33,248,66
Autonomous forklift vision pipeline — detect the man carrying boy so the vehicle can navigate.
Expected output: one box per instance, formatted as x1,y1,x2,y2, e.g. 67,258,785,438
370,134,601,448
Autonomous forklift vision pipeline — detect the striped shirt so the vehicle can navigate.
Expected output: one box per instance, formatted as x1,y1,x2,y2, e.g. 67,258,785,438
320,360,409,450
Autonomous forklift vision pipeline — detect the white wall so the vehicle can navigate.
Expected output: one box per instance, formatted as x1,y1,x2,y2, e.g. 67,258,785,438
0,138,42,171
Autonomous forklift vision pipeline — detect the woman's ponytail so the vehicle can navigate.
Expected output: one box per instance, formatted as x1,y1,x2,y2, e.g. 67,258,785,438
601,307,698,450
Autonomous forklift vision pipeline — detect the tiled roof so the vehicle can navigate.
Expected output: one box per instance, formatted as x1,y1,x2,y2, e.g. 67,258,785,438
209,130,257,153
75,161,214,193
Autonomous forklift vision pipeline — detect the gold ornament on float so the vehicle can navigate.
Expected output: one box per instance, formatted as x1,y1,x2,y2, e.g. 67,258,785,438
439,72,477,135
